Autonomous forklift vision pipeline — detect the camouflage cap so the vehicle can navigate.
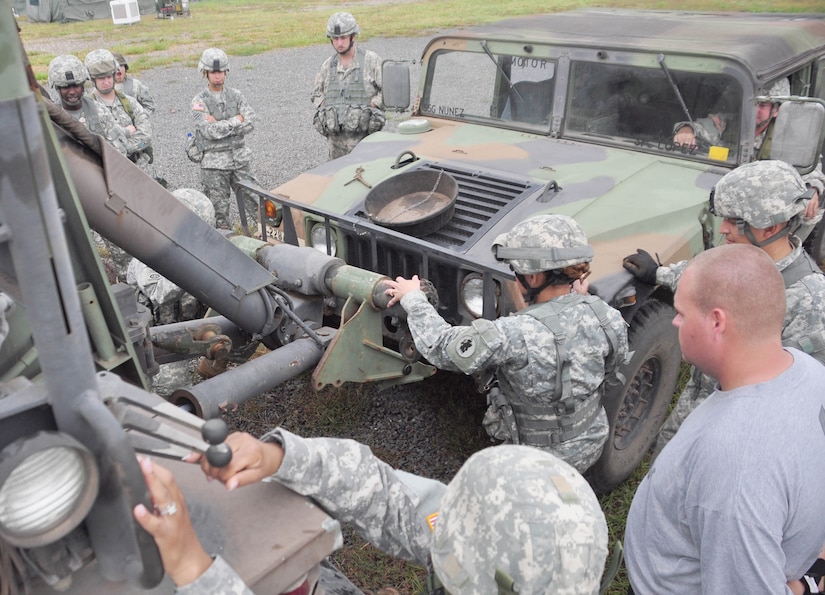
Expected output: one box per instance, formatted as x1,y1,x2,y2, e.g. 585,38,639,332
172,188,216,227
710,160,807,228
431,445,608,594
326,12,360,38
84,49,118,78
492,214,594,275
198,48,229,73
48,54,88,88
757,78,791,100
112,52,129,71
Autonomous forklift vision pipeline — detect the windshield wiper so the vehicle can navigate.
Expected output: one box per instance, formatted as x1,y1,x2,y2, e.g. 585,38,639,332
657,53,693,124
480,40,523,102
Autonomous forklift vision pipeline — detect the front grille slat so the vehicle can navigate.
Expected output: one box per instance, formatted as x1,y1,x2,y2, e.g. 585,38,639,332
343,161,541,321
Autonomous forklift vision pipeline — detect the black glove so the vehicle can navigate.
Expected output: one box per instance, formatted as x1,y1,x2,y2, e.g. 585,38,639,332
622,249,659,285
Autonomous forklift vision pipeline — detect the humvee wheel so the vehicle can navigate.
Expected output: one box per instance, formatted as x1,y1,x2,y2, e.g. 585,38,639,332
587,300,681,494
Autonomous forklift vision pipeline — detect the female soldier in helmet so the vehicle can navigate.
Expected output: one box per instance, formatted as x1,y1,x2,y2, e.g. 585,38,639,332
386,213,629,473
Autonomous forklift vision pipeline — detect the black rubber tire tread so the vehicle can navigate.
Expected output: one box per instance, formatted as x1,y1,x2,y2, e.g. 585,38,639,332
587,300,681,494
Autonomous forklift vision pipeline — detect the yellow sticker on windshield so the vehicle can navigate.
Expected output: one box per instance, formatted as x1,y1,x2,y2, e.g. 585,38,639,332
708,145,730,161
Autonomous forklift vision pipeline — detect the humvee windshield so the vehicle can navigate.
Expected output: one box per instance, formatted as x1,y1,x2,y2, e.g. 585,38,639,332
420,47,743,163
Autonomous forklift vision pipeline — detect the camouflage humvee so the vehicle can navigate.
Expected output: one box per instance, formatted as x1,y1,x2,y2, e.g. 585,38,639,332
255,10,825,492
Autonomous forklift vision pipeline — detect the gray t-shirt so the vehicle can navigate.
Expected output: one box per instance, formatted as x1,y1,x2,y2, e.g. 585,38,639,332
625,348,825,594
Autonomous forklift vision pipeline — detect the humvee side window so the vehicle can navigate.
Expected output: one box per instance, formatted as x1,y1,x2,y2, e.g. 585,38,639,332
421,49,556,128
565,61,742,163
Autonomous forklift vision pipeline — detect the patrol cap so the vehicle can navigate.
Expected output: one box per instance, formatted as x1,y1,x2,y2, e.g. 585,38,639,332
84,49,118,79
492,214,594,275
430,445,608,594
48,54,88,88
172,188,216,227
326,12,360,38
198,48,229,73
710,160,808,229
112,52,129,71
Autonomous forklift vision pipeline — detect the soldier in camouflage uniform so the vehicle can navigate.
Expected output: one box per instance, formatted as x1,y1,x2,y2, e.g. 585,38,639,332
312,12,385,160
624,160,825,459
47,54,127,155
112,52,156,115
126,189,213,396
190,48,260,230
85,49,154,176
673,78,825,217
135,434,608,594
386,214,629,473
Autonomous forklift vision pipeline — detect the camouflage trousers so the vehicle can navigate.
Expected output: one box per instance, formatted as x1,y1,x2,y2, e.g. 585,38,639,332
132,150,154,178
326,131,369,160
651,364,718,460
200,166,261,230
152,360,193,398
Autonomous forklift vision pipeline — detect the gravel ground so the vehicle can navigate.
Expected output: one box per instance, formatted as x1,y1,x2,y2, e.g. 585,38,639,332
136,36,489,483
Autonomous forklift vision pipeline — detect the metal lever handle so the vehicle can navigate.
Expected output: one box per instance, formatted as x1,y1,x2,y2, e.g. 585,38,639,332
106,393,232,467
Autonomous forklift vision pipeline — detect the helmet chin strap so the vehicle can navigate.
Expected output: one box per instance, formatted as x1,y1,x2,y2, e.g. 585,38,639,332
740,221,791,248
516,272,555,305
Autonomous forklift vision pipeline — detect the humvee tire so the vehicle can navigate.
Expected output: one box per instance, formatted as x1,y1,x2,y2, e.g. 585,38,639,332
588,300,681,494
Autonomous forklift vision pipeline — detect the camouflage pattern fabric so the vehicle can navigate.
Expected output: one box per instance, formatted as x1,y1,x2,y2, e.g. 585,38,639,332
653,238,825,457
176,555,252,595
199,167,260,230
118,75,156,115
311,47,383,160
399,289,628,473
491,213,593,274
67,96,129,155
711,160,807,228
326,12,360,37
89,88,154,175
180,431,607,594
432,445,608,594
191,86,259,228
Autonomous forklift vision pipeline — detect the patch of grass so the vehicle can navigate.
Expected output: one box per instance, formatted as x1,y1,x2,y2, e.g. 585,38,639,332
18,0,824,80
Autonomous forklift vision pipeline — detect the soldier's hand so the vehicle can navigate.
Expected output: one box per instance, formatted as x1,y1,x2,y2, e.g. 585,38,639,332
385,275,423,307
622,249,659,285
133,456,213,586
194,432,285,491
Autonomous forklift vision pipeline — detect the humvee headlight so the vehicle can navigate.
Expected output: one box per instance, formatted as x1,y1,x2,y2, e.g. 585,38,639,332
460,274,498,319
0,432,99,548
310,223,337,257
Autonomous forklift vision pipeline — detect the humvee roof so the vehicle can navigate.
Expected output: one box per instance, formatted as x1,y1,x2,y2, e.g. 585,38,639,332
452,10,825,80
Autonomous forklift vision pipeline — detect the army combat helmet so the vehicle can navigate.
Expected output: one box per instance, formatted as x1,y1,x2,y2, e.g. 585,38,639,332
198,48,229,74
430,445,608,595
48,55,88,88
709,160,812,247
326,11,360,38
112,52,129,71
758,77,791,101
172,188,216,228
84,49,118,79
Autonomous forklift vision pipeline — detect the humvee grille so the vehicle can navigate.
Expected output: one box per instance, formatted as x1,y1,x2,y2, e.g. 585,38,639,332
351,162,540,250
342,162,539,322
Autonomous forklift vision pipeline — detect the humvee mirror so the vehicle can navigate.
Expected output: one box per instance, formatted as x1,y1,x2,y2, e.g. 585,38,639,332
770,98,825,175
382,60,410,110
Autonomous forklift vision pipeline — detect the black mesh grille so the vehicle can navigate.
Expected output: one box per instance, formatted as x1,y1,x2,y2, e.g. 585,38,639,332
340,161,539,322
